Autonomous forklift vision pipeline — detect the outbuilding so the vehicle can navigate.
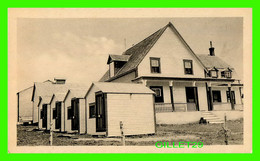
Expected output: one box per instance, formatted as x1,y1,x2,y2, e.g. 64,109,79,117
85,82,155,137
64,88,88,134
38,96,52,130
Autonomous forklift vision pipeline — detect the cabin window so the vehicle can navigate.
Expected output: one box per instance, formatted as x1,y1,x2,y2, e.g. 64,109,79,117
89,103,96,118
53,109,57,119
211,70,218,78
183,60,193,75
150,86,164,103
150,57,161,73
67,107,73,120
212,91,221,102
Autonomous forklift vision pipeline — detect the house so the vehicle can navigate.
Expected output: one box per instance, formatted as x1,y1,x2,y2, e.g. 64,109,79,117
17,80,53,124
99,22,243,122
85,82,155,137
63,88,89,134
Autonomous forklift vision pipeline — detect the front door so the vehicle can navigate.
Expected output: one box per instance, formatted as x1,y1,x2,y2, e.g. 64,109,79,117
71,99,79,131
185,87,199,111
55,102,62,130
42,104,48,128
96,93,106,132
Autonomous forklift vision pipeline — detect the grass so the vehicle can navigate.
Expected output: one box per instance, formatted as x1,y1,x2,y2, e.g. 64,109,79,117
17,118,243,146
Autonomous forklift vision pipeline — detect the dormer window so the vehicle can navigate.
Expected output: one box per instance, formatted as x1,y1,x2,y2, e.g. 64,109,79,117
210,67,218,78
221,68,232,78
107,54,130,78
183,60,193,75
150,57,161,73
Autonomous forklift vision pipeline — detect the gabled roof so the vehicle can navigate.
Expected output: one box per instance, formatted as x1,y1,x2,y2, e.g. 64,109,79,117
32,82,89,102
197,54,233,69
107,54,130,64
38,96,52,107
50,93,67,104
99,22,208,82
63,86,90,102
86,82,154,98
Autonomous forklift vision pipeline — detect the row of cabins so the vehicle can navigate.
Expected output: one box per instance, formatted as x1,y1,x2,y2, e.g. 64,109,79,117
17,22,243,136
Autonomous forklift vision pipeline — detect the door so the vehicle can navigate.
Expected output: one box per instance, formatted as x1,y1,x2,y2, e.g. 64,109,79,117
71,99,79,131
150,86,164,103
55,102,61,130
96,93,106,132
185,87,199,111
42,104,48,128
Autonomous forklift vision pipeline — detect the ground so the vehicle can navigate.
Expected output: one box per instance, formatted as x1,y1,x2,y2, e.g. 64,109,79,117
17,119,243,146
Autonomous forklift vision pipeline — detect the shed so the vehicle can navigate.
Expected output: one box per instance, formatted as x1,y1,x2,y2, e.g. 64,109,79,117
64,88,89,134
49,93,67,132
38,95,52,130
85,82,155,137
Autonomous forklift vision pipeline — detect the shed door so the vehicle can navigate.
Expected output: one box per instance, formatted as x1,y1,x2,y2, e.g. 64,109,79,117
96,93,106,132
42,104,48,128
71,99,79,131
55,102,61,130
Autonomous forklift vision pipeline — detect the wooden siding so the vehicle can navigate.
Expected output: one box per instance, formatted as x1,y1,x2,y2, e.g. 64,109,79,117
18,87,33,122
64,92,72,132
137,27,205,78
106,93,155,136
79,99,86,134
109,71,136,83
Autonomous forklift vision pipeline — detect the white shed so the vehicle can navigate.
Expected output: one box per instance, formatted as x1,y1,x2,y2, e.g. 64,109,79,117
38,96,52,130
85,82,155,137
50,93,66,132
17,86,33,123
64,89,88,134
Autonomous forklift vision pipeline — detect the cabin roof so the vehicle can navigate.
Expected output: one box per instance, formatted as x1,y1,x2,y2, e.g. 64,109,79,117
38,95,52,106
91,82,155,94
107,54,130,64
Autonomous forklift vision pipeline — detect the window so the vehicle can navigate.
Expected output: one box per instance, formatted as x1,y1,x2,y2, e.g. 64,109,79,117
67,106,73,120
211,70,218,78
183,60,193,75
150,57,161,73
89,103,96,118
150,86,164,103
221,71,232,78
212,91,221,102
53,109,57,119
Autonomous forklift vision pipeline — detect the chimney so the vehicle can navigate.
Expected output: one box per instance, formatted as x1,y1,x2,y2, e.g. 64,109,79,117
209,41,215,56
54,78,66,84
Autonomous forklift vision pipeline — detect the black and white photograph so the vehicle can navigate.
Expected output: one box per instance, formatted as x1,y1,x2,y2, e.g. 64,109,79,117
8,8,252,153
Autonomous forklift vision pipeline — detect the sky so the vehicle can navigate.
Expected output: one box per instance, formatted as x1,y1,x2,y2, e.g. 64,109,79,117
17,17,243,91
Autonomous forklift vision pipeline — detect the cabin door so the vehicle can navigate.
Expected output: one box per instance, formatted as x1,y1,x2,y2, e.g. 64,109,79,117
42,104,48,128
96,93,106,132
185,87,199,111
71,99,79,131
55,102,62,130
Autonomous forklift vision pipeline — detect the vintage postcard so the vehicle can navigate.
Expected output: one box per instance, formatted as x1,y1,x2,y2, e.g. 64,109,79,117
8,8,252,153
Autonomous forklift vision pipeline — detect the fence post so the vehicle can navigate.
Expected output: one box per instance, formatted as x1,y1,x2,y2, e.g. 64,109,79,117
120,121,125,146
224,114,228,145
49,122,53,146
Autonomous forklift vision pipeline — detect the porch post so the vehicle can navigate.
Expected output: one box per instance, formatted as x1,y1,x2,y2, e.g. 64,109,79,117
169,81,175,111
228,83,235,110
207,82,213,111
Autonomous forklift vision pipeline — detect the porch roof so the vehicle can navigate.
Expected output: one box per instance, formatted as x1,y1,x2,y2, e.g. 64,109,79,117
132,76,235,82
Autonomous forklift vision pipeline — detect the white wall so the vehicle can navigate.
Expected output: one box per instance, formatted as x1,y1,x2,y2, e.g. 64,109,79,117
64,93,72,132
137,27,205,78
79,98,86,134
33,90,39,123
107,93,155,136
156,112,202,124
110,71,136,83
18,87,33,122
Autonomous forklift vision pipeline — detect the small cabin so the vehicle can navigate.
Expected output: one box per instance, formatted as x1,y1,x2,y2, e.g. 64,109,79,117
64,89,88,134
85,82,155,137
38,96,52,130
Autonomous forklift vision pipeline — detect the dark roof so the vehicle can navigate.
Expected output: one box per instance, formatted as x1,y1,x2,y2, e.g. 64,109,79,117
99,22,208,82
107,55,130,64
197,54,233,69
99,24,168,82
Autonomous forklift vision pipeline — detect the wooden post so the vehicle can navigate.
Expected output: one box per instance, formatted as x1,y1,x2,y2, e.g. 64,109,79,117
224,114,228,145
228,87,235,110
120,121,125,146
49,122,53,146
